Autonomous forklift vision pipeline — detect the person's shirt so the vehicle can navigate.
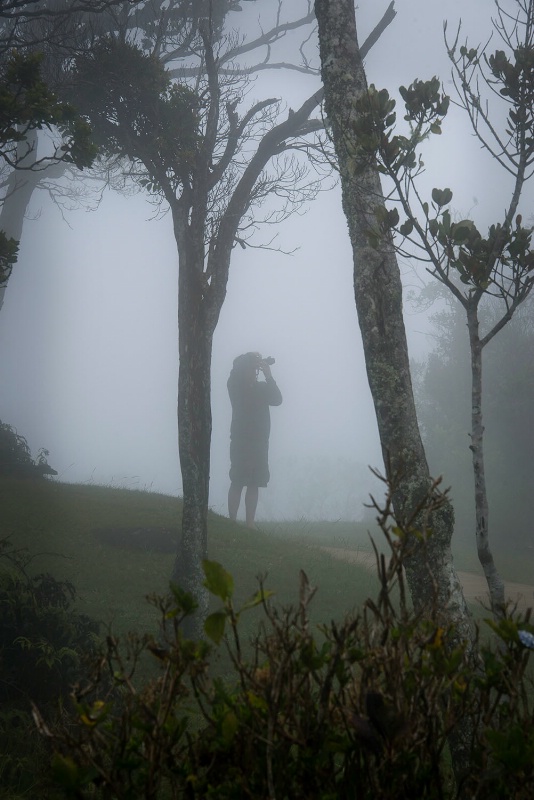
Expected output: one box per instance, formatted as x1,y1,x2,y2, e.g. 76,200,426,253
228,375,282,442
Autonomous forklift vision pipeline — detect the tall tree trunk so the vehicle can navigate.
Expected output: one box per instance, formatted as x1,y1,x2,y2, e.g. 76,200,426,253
170,205,213,637
0,131,39,312
314,0,475,777
466,304,505,612
314,0,472,637
0,130,67,312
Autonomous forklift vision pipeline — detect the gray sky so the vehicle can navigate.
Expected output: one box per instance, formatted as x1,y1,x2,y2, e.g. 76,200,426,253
0,0,528,520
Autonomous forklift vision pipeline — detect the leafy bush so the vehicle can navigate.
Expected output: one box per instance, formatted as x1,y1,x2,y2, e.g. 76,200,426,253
0,540,100,709
40,484,534,799
0,539,100,796
0,419,57,477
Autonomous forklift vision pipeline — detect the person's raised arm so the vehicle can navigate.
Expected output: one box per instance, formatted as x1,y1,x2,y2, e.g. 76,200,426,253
259,359,282,405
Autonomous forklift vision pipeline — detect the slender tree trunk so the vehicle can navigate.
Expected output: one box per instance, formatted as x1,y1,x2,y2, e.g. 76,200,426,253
172,324,212,636
0,131,39,312
170,204,213,636
314,0,475,777
466,304,505,612
0,130,67,312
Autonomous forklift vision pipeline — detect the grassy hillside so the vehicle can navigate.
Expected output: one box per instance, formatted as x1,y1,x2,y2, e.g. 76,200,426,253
2,476,531,645
1,478,379,643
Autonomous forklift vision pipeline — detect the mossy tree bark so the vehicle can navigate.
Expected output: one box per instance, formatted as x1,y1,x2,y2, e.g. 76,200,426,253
314,0,473,638
314,0,477,775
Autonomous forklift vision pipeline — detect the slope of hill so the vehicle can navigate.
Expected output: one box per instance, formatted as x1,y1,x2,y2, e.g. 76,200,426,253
1,478,376,639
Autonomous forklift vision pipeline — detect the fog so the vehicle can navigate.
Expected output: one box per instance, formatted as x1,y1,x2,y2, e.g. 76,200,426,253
0,0,526,521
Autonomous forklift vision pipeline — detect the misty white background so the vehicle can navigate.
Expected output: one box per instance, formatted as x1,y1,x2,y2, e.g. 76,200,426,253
0,0,525,520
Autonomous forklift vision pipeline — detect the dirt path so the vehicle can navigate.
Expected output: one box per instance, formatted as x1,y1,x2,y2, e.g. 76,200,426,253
321,547,534,612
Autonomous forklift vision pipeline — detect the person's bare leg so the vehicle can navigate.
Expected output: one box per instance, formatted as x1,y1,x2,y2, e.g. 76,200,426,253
245,486,259,528
228,483,243,521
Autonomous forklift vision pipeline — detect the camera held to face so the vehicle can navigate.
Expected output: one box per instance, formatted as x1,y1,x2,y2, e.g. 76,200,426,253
260,356,275,366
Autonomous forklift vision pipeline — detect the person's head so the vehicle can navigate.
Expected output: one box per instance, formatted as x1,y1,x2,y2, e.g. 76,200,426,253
230,352,261,385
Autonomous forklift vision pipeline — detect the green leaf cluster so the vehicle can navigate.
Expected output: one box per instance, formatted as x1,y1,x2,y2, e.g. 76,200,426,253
399,76,450,129
487,46,534,162
459,45,479,65
72,37,202,183
431,187,453,208
0,231,19,287
0,538,101,796
349,79,449,185
489,47,534,102
0,52,64,142
348,85,399,175
203,559,274,644
0,51,97,170
0,418,56,477
0,541,100,711
427,210,534,288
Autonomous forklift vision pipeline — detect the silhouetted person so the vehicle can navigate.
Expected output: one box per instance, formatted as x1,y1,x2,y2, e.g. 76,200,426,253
227,352,282,528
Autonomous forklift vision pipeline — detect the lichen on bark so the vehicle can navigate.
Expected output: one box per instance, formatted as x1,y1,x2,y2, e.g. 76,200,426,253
314,0,473,641
314,1,478,776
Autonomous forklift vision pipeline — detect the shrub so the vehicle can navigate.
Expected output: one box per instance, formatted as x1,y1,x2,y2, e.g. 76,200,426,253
0,540,100,709
0,539,100,796
0,419,57,477
40,483,534,799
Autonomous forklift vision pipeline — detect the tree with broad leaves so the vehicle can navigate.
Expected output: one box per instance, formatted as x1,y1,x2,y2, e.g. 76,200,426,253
0,1,274,310
68,0,394,636
337,0,534,615
0,0,150,307
0,46,96,293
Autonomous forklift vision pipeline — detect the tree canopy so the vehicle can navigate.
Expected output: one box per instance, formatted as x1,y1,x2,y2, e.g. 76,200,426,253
71,37,201,175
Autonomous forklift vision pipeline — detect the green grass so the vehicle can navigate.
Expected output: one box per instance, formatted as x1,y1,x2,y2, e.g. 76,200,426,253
2,476,531,645
1,478,379,642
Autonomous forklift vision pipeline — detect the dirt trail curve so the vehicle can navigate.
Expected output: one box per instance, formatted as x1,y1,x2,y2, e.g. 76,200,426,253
321,547,534,612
